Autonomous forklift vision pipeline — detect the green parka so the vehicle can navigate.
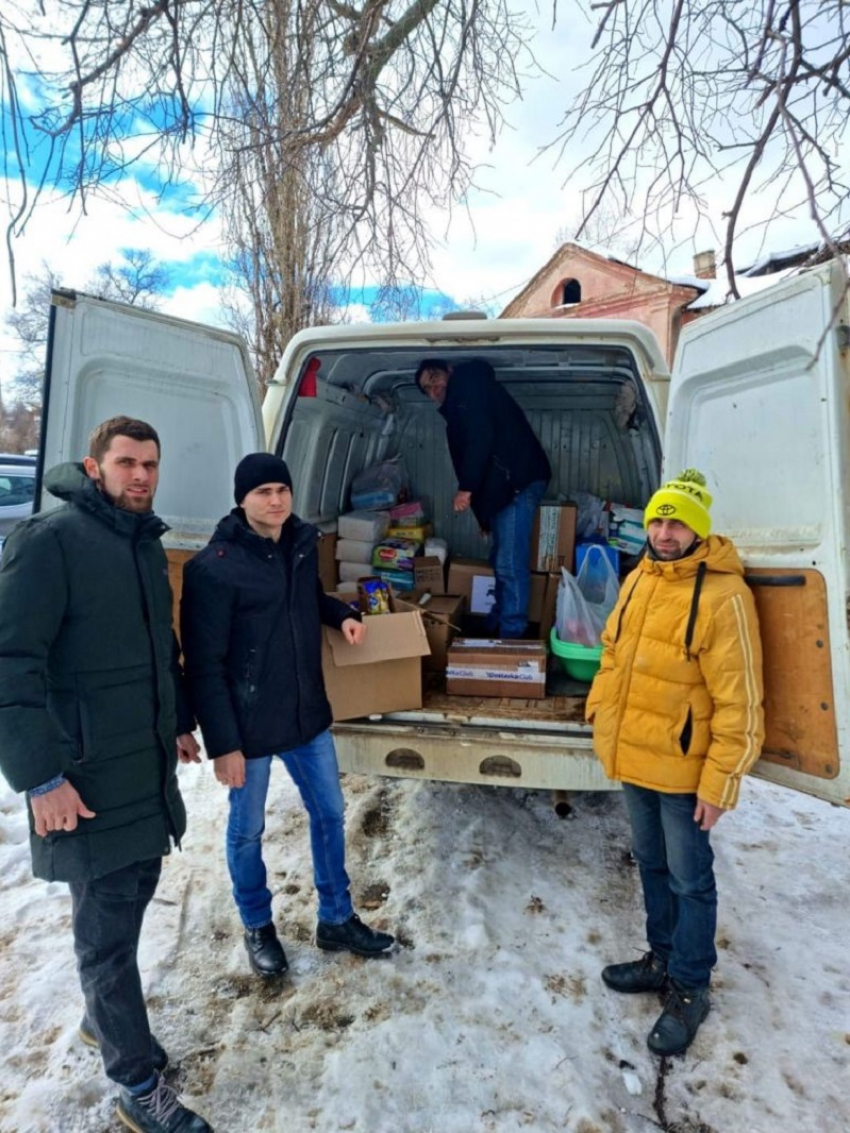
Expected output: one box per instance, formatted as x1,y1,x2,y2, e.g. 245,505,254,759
586,536,765,810
0,463,188,881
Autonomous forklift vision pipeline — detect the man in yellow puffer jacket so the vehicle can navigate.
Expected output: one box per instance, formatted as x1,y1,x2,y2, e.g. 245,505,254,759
586,469,764,1057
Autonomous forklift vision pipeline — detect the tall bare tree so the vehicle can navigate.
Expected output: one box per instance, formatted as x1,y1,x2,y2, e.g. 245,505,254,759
1,0,531,346
556,0,850,293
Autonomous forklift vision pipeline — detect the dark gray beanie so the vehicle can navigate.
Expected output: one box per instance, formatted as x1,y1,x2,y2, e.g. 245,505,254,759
234,453,293,504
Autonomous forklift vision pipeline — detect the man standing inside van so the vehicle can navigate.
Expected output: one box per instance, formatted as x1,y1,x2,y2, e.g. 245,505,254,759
0,417,213,1133
586,469,764,1056
415,358,551,638
180,453,394,980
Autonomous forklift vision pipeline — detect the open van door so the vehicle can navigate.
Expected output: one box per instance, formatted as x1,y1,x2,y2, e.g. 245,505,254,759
41,290,263,550
667,261,850,807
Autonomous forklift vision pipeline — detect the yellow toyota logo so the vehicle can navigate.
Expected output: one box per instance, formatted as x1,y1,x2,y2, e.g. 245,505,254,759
656,504,676,516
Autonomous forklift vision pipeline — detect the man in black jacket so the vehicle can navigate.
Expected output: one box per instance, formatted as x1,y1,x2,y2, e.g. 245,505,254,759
180,453,394,979
0,417,212,1133
416,358,551,637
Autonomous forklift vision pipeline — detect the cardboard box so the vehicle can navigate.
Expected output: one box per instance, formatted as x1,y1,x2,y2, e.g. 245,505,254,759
530,503,577,573
317,533,338,591
414,555,446,594
447,558,495,614
321,609,431,720
527,570,560,639
392,591,466,671
446,639,548,699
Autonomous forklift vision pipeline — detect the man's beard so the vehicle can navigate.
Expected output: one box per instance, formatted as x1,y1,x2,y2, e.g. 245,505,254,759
99,484,153,514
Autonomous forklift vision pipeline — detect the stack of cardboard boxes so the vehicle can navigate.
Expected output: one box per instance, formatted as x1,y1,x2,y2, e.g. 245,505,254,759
319,499,579,716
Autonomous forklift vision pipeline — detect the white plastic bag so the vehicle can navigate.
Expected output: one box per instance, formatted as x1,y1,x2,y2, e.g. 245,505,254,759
556,546,620,646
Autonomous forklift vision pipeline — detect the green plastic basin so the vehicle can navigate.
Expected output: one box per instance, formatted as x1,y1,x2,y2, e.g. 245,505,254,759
549,627,603,682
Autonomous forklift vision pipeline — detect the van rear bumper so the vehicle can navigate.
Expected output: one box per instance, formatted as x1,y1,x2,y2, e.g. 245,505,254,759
331,720,614,792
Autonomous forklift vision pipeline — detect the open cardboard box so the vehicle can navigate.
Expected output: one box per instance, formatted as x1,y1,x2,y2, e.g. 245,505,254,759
391,590,467,671
321,600,431,720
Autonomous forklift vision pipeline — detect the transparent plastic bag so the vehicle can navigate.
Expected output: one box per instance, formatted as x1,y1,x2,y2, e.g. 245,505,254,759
555,546,620,646
350,456,408,510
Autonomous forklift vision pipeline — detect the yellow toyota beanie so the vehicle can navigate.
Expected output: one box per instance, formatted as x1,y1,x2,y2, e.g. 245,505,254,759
644,469,713,539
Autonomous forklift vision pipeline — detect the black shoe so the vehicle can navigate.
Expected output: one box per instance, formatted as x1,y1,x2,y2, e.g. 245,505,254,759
316,913,394,957
244,923,289,978
647,981,711,1056
601,951,668,994
116,1073,213,1132
79,1017,169,1073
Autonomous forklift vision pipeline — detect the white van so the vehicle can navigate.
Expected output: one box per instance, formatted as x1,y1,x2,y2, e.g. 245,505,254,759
40,262,850,810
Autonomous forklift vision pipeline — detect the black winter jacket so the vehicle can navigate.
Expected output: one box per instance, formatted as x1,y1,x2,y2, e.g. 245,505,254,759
0,464,189,882
439,359,551,529
180,511,356,760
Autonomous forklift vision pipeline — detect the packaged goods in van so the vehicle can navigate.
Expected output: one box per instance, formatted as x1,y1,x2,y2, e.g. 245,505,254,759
357,577,391,615
337,510,390,543
607,503,646,555
339,560,376,583
336,538,377,564
372,538,421,572
527,571,560,640
446,639,547,698
388,500,426,525
350,457,408,511
530,502,577,572
424,537,448,565
374,567,416,591
386,523,432,543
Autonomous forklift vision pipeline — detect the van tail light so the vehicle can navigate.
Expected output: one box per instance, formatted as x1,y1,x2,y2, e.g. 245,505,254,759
298,357,320,397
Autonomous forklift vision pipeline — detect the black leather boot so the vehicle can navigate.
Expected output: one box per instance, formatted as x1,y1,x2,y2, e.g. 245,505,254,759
244,923,289,977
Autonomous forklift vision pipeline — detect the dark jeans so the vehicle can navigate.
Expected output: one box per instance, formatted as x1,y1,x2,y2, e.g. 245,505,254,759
226,729,353,928
70,857,162,1088
622,784,717,989
488,479,548,637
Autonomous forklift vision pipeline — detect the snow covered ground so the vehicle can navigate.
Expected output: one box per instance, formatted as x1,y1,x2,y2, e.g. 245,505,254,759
0,760,847,1133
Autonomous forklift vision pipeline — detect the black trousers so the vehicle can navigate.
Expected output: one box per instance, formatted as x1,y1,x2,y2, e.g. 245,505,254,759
69,857,162,1088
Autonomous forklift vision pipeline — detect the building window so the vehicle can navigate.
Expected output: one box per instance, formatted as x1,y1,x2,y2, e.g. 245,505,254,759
558,278,582,306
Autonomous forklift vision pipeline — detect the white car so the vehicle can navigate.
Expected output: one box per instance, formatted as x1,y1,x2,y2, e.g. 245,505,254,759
0,456,36,552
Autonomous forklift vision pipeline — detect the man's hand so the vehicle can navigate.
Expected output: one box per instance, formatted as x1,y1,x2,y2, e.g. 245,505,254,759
694,798,725,831
30,781,96,838
453,490,472,513
214,750,246,789
176,732,201,764
341,618,367,645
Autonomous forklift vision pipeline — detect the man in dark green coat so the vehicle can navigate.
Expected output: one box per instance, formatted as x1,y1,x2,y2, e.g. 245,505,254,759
0,417,213,1133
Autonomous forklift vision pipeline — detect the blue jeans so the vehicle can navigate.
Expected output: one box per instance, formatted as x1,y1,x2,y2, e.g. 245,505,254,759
622,784,717,989
226,729,353,928
488,479,548,637
70,857,162,1088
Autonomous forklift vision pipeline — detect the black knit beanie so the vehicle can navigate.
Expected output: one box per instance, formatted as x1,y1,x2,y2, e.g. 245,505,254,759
234,453,293,504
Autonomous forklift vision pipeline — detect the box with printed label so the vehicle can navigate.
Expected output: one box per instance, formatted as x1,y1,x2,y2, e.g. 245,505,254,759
321,607,431,720
447,558,495,614
391,591,466,671
445,639,548,699
530,503,577,573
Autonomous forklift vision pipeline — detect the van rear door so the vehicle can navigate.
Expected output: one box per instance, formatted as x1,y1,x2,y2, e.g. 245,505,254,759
41,290,263,549
667,261,850,807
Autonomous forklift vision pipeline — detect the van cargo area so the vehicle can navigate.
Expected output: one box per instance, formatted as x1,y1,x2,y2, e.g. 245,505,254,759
265,337,665,791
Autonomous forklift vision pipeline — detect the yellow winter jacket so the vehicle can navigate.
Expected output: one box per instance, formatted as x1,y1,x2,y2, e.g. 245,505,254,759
585,536,764,809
